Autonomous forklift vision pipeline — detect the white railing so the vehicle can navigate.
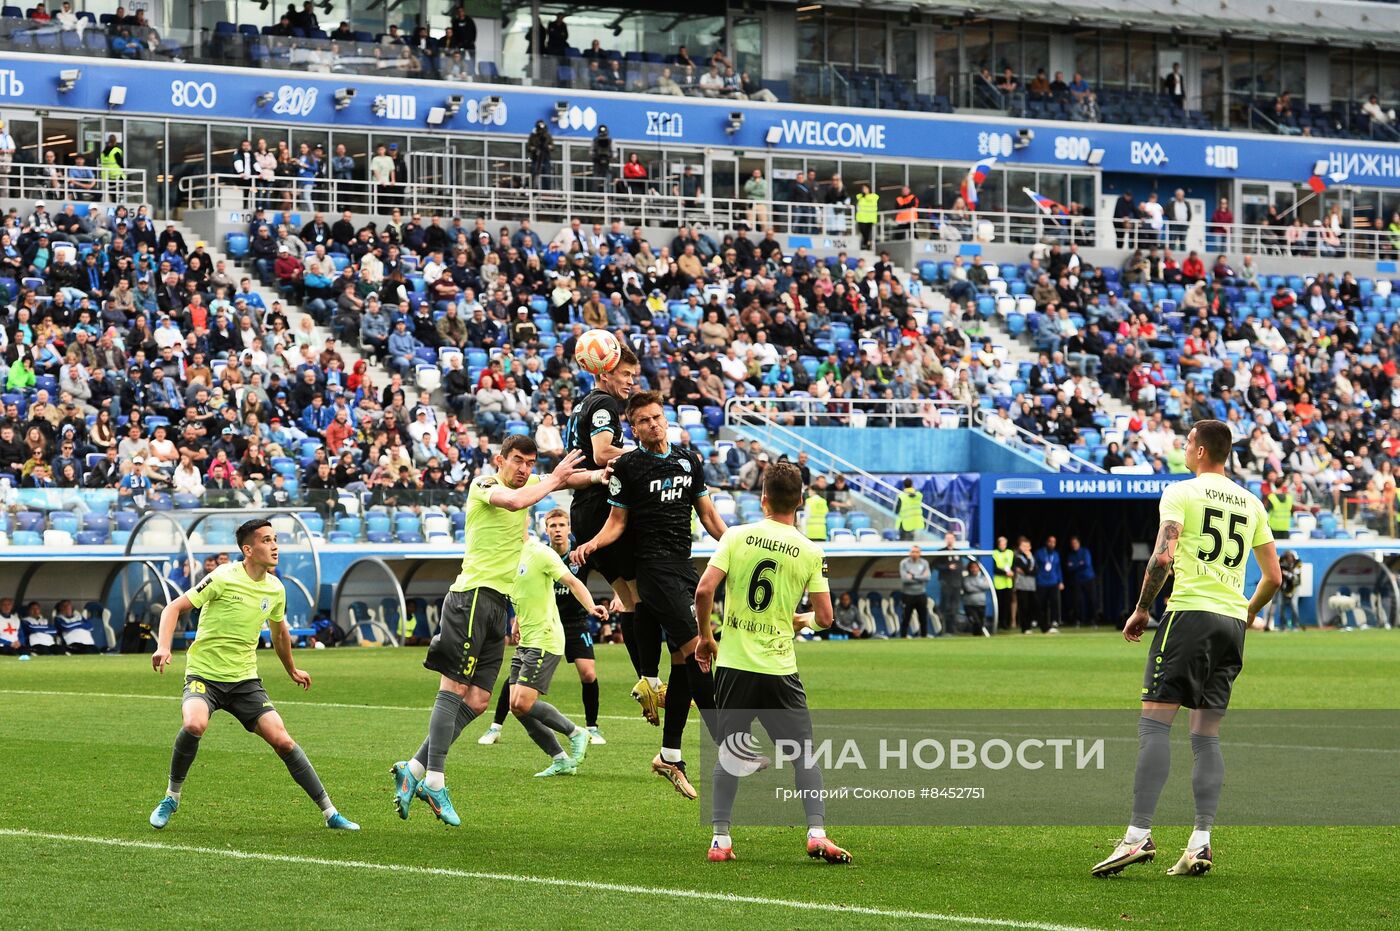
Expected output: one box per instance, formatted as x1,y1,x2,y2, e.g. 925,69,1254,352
724,394,974,429
876,206,1099,249
877,204,1400,265
973,408,1104,474
722,397,968,538
0,163,148,207
178,171,853,238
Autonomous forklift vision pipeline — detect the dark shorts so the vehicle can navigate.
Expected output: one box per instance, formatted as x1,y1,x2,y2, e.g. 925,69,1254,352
425,587,510,690
714,666,813,749
572,499,633,585
562,620,595,662
182,675,276,732
636,559,700,650
507,646,563,695
1141,609,1246,711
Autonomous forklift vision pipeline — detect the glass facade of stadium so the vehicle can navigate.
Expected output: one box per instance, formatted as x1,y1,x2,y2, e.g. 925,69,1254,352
5,107,1396,234
0,108,1099,219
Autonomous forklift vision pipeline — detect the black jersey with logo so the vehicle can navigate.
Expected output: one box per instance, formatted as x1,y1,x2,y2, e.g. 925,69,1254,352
607,444,708,561
553,554,589,626
566,389,624,511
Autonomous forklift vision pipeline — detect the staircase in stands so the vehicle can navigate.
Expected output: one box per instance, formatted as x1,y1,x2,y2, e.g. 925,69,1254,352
171,218,394,395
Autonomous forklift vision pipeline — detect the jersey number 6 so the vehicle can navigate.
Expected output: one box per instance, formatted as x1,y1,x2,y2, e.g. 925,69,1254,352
1198,507,1246,569
747,559,777,612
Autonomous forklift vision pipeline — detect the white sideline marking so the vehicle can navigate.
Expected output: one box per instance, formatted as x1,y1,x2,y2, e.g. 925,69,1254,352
0,828,1105,931
0,689,644,723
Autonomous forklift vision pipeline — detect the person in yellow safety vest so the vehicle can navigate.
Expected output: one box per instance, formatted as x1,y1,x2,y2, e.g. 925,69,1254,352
894,184,919,239
99,134,125,198
855,183,880,252
803,476,830,541
1265,485,1295,540
991,535,1015,632
896,477,924,540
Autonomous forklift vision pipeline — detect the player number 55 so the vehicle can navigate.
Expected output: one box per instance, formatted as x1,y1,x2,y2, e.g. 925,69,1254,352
1198,508,1246,568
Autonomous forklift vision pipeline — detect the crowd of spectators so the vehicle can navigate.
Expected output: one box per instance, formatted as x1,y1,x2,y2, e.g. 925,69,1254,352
960,219,1400,536
0,181,977,528
8,152,1400,542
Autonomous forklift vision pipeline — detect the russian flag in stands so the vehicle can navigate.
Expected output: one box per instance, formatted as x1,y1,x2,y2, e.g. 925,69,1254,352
1023,187,1068,216
960,158,996,209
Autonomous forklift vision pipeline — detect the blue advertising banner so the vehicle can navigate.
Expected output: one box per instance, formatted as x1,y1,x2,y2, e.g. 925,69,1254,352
3,54,1400,187
988,474,1191,499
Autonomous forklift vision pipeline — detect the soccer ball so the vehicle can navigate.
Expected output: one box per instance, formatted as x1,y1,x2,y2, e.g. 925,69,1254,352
575,328,622,375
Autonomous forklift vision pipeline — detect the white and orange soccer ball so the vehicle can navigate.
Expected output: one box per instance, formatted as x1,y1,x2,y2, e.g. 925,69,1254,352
574,328,622,375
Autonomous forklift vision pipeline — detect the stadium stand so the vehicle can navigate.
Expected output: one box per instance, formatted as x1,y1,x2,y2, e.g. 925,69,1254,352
2,2,1398,138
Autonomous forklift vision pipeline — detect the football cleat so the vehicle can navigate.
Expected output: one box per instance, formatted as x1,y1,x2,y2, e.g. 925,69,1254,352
708,840,737,862
391,761,420,820
587,726,607,745
478,724,503,745
652,754,698,800
632,677,662,726
326,812,360,831
1092,835,1156,877
534,757,579,778
807,836,853,864
1166,844,1213,876
568,730,589,765
149,795,178,830
420,783,461,826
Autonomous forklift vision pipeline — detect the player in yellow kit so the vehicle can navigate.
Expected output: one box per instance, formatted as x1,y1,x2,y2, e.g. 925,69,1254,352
1093,421,1280,878
506,528,609,777
390,435,608,827
694,461,851,864
148,519,357,831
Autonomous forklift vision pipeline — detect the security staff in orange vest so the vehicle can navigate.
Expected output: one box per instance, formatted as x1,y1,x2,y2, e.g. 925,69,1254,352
894,185,919,239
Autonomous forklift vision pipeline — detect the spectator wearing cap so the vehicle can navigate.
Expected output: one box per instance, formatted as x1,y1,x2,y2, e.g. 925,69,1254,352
738,451,769,491
118,455,153,509
386,318,421,376
249,224,277,283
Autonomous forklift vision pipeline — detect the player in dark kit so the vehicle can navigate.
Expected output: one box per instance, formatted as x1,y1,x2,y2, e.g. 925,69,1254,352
573,391,728,798
564,343,649,715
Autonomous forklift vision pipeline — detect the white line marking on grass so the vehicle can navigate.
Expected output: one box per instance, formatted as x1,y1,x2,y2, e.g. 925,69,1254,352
0,828,1105,931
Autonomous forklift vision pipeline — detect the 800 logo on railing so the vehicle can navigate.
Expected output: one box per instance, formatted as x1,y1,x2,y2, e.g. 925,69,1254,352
170,80,217,109
271,85,319,117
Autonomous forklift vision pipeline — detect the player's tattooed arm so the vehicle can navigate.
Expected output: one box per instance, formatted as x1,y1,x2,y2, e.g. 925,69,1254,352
1135,520,1181,612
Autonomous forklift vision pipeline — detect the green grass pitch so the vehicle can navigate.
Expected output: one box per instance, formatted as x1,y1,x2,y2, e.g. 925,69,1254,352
2,631,1395,930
